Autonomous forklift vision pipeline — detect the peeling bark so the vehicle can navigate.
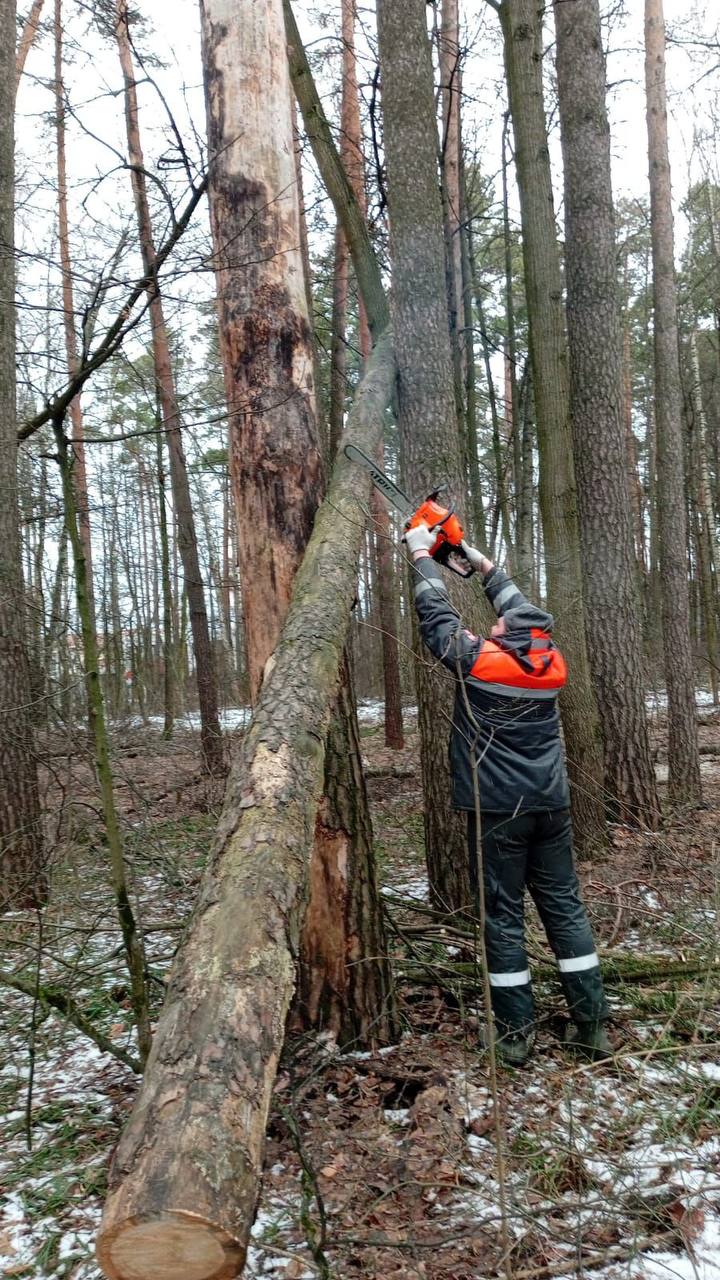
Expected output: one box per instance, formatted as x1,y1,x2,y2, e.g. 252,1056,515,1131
96,333,395,1280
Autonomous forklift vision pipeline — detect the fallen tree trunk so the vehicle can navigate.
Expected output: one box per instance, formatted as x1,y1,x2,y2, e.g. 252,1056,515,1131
96,330,394,1280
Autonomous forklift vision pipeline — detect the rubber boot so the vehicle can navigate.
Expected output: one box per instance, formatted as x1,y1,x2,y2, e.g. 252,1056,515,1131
564,1021,613,1062
479,1025,535,1068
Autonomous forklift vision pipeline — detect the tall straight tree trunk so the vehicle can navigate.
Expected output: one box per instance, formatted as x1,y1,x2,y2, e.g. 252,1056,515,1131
460,159,487,548
689,333,719,703
554,0,659,828
340,0,404,750
54,417,151,1062
376,0,470,910
498,0,606,852
114,0,223,774
55,0,95,640
199,0,395,1045
644,0,702,804
439,0,466,451
0,0,45,911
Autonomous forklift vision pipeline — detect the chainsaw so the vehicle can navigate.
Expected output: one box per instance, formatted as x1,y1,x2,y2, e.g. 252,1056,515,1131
344,444,475,578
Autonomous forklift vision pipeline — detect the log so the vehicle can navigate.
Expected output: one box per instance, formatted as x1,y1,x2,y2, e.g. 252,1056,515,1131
96,331,395,1280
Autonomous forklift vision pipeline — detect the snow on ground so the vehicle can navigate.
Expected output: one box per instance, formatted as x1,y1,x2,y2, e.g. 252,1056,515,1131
125,699,419,734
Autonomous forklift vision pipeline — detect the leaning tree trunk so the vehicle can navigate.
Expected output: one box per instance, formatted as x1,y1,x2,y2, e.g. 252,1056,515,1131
199,0,395,1045
15,0,45,89
644,0,702,805
439,0,466,452
0,0,45,912
96,334,395,1280
554,0,659,828
497,0,607,853
376,0,472,911
114,1,223,774
340,0,404,750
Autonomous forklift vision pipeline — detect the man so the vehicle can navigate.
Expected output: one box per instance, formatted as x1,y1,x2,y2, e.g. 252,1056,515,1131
405,522,611,1066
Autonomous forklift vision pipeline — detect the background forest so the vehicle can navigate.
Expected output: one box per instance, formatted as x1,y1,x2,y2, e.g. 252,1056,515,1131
1,0,720,1278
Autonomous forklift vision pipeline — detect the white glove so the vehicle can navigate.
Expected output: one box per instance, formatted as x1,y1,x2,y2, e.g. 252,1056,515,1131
404,523,436,557
460,540,493,575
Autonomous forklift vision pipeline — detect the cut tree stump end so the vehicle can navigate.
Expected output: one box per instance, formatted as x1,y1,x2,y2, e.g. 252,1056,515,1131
96,1213,244,1280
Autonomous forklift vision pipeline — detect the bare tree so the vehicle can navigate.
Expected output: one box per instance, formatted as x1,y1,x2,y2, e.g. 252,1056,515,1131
113,0,223,774
0,0,46,911
495,0,606,852
554,0,659,827
376,0,474,911
645,0,702,803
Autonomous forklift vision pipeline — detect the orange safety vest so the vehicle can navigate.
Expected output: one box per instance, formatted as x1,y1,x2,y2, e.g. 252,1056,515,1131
469,628,567,695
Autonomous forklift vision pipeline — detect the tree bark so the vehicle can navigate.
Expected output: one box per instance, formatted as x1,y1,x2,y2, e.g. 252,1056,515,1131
200,0,396,1047
328,218,349,459
284,0,390,340
499,0,607,853
96,334,395,1280
0,0,45,911
338,0,404,750
439,0,467,460
15,0,44,89
114,1,223,774
376,0,472,911
554,0,659,828
55,0,95,643
644,0,702,804
201,0,322,704
54,418,151,1063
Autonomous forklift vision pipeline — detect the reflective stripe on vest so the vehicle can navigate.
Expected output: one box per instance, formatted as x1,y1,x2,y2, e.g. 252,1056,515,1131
468,628,567,693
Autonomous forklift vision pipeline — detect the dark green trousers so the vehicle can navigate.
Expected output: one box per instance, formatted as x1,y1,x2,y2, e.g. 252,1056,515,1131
468,809,608,1036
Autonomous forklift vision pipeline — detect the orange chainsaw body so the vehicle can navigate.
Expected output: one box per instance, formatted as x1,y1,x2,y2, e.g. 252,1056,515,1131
406,493,474,576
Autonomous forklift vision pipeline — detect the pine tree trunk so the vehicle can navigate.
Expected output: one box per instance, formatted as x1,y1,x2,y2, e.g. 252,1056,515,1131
15,0,45,87
460,162,487,548
376,0,471,911
339,0,404,750
0,0,45,911
554,0,659,828
644,0,702,804
114,1,223,774
96,335,395,1280
499,0,607,853
439,0,467,458
200,0,395,1046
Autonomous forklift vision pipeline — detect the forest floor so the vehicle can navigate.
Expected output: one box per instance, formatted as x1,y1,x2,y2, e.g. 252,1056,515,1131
0,699,719,1279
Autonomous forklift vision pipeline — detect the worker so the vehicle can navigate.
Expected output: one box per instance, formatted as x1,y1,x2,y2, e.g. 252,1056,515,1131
404,523,612,1067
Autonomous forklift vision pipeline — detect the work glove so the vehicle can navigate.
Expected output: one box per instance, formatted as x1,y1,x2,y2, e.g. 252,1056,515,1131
403,523,436,557
460,540,493,575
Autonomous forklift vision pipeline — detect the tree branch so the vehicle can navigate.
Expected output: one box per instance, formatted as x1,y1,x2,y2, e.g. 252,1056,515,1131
18,175,208,444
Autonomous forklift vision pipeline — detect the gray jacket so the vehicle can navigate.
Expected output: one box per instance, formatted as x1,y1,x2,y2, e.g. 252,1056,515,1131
412,557,570,814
